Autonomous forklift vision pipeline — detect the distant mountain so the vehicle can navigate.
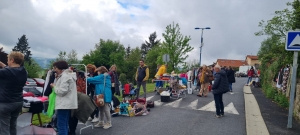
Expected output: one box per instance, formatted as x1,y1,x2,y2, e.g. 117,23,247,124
32,57,55,69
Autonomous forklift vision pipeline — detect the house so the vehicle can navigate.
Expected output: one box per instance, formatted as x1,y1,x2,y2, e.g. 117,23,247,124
215,59,248,68
245,55,260,67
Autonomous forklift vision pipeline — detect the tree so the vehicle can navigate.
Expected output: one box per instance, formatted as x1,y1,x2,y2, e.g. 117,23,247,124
124,47,142,83
24,59,42,78
67,49,79,64
126,45,131,59
160,22,193,71
0,47,7,65
141,32,161,58
145,46,162,78
12,35,32,64
82,39,126,72
46,50,79,69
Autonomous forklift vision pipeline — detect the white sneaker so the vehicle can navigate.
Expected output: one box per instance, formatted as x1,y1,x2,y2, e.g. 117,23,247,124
91,117,99,123
88,117,92,121
94,121,104,127
103,122,112,129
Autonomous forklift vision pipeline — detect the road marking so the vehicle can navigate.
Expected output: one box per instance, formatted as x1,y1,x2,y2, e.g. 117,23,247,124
154,100,163,106
164,98,182,108
198,101,239,115
146,95,154,101
181,99,198,110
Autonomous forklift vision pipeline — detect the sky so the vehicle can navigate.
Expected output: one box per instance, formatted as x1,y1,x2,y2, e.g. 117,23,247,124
0,0,292,65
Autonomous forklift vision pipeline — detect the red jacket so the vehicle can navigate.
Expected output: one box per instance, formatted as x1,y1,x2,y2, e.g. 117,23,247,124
247,69,255,77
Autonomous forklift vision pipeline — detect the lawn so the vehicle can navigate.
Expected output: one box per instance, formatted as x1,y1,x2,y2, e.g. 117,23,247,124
32,83,156,126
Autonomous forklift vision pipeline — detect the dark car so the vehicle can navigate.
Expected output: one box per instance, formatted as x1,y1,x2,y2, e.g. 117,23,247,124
33,78,45,87
23,86,43,97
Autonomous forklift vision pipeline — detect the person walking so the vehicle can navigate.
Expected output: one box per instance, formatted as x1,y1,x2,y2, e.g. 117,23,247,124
246,66,255,86
50,60,78,135
87,66,112,129
197,65,212,97
0,51,27,135
227,66,236,92
212,65,229,118
135,60,149,99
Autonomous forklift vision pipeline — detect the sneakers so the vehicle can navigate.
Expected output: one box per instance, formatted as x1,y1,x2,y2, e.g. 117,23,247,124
87,117,92,121
103,122,112,129
215,115,221,118
91,117,99,123
94,121,104,127
221,114,224,117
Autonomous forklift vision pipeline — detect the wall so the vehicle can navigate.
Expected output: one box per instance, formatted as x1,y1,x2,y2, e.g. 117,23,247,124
246,57,261,66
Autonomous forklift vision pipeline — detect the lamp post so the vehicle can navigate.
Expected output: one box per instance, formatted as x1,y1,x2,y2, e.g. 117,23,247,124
195,27,211,66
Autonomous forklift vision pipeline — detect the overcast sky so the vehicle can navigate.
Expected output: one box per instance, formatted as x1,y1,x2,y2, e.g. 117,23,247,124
0,0,292,65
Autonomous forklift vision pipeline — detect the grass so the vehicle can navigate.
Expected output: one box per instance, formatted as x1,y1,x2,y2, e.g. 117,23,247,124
32,83,156,126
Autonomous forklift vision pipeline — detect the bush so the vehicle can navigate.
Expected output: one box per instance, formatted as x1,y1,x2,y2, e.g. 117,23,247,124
119,73,127,85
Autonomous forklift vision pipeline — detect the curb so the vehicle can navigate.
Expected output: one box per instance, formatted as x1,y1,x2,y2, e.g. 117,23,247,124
244,86,270,135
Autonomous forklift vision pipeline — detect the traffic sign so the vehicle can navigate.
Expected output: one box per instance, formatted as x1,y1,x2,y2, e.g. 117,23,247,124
286,31,300,51
162,54,170,62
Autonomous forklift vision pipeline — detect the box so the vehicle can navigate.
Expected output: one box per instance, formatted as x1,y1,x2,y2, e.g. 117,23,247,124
158,88,166,94
161,96,170,102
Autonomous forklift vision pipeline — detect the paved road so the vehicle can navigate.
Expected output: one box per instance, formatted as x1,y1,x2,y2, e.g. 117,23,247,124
76,78,247,135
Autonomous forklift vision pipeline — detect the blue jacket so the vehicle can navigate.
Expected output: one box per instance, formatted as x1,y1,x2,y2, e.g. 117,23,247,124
212,70,229,94
87,73,112,103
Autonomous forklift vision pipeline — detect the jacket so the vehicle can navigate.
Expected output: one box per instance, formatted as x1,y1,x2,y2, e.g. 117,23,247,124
212,70,229,94
71,92,96,123
247,69,255,77
87,73,112,103
135,65,149,82
155,65,166,78
54,69,78,109
200,69,212,84
227,69,236,83
0,66,27,103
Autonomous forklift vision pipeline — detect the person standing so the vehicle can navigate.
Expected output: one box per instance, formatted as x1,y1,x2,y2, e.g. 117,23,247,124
246,66,255,86
197,65,212,97
135,60,149,99
108,65,120,96
0,52,27,135
87,66,112,129
212,65,229,118
86,64,100,123
227,66,236,92
50,61,78,135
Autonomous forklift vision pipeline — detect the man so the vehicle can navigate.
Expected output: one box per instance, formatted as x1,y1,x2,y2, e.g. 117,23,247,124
135,60,149,99
212,65,229,118
0,51,27,135
197,65,212,97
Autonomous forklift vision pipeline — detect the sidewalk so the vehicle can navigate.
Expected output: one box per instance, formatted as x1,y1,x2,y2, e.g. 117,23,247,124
251,87,300,135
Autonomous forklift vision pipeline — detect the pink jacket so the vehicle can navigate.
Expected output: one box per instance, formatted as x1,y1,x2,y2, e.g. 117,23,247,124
180,73,188,80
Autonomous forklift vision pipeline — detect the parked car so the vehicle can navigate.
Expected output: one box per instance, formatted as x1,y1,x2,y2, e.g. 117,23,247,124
23,86,43,97
26,78,37,86
33,78,45,87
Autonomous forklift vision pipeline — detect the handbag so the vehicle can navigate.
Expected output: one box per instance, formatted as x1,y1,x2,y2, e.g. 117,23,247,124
94,74,107,107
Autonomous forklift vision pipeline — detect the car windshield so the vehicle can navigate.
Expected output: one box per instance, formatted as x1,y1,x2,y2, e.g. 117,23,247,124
27,79,35,82
34,78,45,83
36,87,43,93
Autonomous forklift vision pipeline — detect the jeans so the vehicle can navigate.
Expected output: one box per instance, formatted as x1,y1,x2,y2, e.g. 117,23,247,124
68,116,78,134
213,94,224,116
57,109,70,135
246,77,252,85
155,81,164,88
136,81,147,98
90,108,99,118
229,83,232,91
0,102,23,135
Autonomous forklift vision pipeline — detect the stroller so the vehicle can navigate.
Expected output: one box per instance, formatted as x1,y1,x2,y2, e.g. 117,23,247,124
122,83,138,100
252,76,261,88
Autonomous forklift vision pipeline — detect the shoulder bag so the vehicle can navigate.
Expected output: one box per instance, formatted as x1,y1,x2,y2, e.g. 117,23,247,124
94,74,107,107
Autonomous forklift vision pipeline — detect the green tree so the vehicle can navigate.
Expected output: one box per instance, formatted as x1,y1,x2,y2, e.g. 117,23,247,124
161,22,193,71
124,47,142,83
67,49,79,64
24,59,42,78
125,45,131,59
46,50,79,69
12,35,32,64
145,46,162,78
0,47,7,65
141,32,161,58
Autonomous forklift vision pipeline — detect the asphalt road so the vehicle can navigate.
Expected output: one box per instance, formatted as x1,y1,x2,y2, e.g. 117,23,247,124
76,78,247,135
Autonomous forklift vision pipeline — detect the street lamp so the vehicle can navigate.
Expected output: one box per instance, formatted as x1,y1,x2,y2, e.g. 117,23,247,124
195,27,211,66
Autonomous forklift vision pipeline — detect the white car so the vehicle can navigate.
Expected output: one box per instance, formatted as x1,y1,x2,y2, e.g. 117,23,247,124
25,78,37,86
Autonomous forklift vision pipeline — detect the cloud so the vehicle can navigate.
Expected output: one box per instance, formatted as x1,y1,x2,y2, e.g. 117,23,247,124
0,0,292,66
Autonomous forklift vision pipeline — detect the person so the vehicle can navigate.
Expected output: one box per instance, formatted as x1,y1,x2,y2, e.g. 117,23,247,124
87,66,112,129
197,65,212,97
227,66,236,92
108,65,120,96
212,65,229,118
50,60,78,135
257,69,260,77
154,64,166,90
246,66,255,86
135,60,149,99
86,64,100,123
179,71,188,86
0,51,27,135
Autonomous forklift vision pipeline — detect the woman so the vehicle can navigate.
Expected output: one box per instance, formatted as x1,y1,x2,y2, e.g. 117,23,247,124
198,65,212,97
246,66,255,86
86,64,100,123
87,66,112,129
0,51,27,135
227,66,236,92
50,60,78,135
108,65,120,96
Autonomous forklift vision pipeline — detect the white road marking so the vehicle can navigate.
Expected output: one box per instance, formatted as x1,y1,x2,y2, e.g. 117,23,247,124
154,100,163,106
164,98,183,108
198,101,215,111
224,102,239,115
146,95,154,101
181,99,198,110
198,101,239,115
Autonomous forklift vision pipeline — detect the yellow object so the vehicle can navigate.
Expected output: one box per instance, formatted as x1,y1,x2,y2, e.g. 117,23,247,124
155,65,167,78
128,106,135,117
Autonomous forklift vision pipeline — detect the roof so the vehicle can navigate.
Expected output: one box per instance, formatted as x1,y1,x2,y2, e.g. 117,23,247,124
216,59,248,67
246,55,258,60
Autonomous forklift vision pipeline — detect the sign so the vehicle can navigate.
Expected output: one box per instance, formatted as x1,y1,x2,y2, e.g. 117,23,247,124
286,31,300,51
162,54,170,62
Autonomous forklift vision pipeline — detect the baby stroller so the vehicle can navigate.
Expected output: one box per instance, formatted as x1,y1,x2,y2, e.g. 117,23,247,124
252,76,261,88
122,83,138,100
